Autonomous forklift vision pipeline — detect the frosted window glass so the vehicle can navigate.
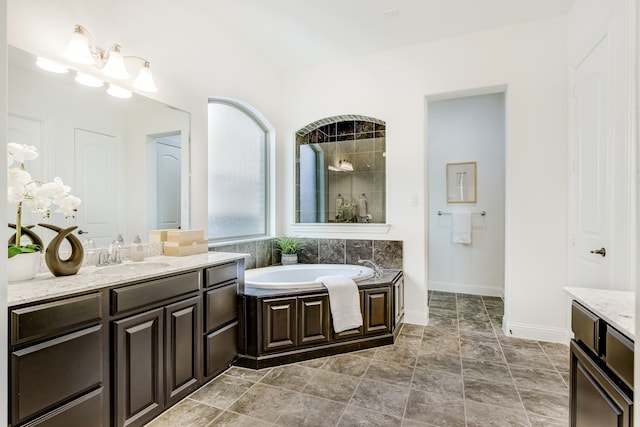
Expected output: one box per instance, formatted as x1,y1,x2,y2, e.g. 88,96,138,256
208,102,267,240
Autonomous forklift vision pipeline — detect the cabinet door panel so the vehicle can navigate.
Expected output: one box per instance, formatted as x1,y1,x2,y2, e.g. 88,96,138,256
206,322,238,378
114,308,164,427
298,294,330,345
11,325,103,425
570,341,632,426
165,296,201,406
205,282,238,332
364,288,390,335
21,387,104,427
262,298,296,352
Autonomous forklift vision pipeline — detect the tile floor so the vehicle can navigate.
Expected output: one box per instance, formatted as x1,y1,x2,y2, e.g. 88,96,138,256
146,291,569,426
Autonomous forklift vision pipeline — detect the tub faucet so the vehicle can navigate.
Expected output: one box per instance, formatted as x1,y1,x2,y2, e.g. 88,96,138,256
358,259,383,278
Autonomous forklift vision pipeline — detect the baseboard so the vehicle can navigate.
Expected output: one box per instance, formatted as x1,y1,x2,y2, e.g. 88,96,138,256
404,308,428,326
429,281,504,298
503,321,571,344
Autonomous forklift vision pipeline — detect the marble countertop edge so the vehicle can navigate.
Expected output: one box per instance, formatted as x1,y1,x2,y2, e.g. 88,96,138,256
564,286,635,340
8,252,247,307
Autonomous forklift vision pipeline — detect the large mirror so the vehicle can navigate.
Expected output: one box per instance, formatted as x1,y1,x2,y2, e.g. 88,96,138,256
7,46,190,247
296,116,386,224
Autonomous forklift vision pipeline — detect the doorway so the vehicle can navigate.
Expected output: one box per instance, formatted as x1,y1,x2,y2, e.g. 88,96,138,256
426,91,507,301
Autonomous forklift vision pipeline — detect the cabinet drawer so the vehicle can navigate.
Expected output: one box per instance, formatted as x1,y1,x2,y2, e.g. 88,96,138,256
11,293,102,346
205,321,238,378
571,302,604,356
605,326,634,390
205,263,237,288
11,325,103,425
205,282,238,332
21,387,104,427
111,271,200,314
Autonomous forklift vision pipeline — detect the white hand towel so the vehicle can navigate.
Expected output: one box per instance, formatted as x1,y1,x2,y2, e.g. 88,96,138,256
316,275,363,333
451,212,472,244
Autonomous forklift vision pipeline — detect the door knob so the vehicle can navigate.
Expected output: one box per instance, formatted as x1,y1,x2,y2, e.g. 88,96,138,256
590,247,606,257
77,229,89,235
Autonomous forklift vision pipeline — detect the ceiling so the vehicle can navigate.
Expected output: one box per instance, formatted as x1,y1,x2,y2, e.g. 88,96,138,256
208,0,574,68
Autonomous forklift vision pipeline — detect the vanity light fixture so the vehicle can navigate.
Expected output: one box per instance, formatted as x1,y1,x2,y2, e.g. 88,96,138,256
62,25,157,92
339,159,354,171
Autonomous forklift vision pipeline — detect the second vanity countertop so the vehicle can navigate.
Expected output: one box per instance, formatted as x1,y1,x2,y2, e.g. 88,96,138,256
8,252,246,307
564,286,635,340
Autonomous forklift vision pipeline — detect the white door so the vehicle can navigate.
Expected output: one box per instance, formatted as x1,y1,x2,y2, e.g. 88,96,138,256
7,116,45,229
156,139,181,229
74,129,118,247
570,35,611,288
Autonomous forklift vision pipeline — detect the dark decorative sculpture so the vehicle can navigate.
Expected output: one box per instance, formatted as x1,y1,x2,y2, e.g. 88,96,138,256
38,223,84,276
7,223,44,249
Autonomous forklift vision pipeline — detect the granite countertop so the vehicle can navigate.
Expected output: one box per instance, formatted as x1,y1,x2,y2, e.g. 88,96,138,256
8,252,246,307
564,287,635,340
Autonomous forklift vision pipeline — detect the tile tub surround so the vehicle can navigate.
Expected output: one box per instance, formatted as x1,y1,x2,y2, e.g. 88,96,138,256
564,286,635,339
212,238,403,270
145,292,569,426
7,252,246,306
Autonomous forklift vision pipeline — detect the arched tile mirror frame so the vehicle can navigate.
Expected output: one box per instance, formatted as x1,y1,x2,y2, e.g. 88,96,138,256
295,115,386,224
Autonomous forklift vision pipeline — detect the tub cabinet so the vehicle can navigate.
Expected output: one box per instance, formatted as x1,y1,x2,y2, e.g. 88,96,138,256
238,270,403,368
8,258,244,427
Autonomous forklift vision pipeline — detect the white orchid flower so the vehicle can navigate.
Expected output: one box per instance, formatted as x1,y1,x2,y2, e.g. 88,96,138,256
7,143,39,163
54,194,81,217
7,167,32,187
38,177,71,199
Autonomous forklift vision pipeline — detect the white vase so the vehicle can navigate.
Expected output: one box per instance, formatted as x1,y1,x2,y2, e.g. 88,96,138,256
8,252,41,282
281,253,298,265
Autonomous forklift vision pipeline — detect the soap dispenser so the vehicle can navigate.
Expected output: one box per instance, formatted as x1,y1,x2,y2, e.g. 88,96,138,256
131,234,145,262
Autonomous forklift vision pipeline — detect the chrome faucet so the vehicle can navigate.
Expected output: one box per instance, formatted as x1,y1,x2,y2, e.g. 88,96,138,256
358,259,384,278
109,240,122,264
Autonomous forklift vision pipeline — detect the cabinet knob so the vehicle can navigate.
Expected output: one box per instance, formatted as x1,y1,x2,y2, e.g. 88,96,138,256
590,248,606,257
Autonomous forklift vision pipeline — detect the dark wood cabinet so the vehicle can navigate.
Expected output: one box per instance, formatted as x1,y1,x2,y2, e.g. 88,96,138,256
569,301,634,427
263,297,297,351
363,288,391,335
9,293,106,427
8,259,244,427
298,294,330,345
570,341,632,426
113,308,164,427
165,295,201,406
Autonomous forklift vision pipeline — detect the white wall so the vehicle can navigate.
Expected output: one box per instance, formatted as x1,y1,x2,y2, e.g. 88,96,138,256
1,0,8,422
281,16,569,337
427,93,506,297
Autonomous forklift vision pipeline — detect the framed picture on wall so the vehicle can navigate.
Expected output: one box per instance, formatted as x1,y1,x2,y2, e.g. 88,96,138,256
446,161,477,203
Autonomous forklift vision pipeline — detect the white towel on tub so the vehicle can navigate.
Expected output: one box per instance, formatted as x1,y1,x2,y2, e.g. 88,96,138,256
316,275,363,333
451,212,472,244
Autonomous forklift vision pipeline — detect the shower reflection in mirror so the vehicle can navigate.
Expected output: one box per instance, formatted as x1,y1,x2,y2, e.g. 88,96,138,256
296,116,386,224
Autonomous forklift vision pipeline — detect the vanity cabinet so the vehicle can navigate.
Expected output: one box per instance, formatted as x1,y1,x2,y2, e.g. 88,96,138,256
8,257,245,427
203,262,240,379
569,301,634,427
239,271,403,369
112,272,201,427
9,293,106,427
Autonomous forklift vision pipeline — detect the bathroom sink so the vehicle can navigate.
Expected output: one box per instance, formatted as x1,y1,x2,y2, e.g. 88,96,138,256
95,262,171,275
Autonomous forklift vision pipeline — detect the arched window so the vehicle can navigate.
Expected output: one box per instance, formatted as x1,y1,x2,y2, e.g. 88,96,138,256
207,99,273,241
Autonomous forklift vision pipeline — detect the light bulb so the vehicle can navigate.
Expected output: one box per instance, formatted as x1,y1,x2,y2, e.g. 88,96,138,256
102,45,129,80
63,26,95,65
36,57,69,73
132,61,157,92
107,84,132,99
75,72,104,87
